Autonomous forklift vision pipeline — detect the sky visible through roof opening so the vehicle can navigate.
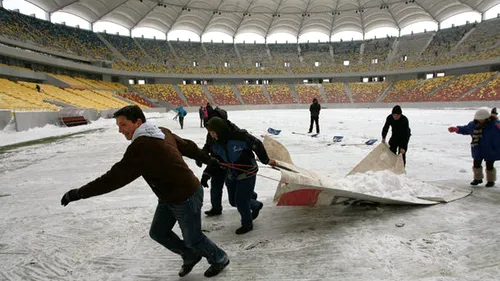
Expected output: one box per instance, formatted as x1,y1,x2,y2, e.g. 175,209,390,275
3,0,500,43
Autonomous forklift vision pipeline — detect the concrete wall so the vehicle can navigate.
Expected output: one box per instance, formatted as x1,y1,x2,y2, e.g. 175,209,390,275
14,111,58,132
0,110,12,130
0,65,47,81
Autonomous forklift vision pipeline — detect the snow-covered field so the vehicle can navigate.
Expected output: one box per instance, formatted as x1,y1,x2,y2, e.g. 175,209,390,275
1,108,499,281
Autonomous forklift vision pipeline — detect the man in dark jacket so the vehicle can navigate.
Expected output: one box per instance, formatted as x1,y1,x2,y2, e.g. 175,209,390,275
382,105,411,166
199,106,204,128
60,105,229,278
203,117,273,235
308,98,321,134
206,103,215,120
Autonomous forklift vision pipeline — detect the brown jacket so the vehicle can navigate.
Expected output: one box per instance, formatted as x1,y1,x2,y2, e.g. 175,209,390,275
78,127,210,203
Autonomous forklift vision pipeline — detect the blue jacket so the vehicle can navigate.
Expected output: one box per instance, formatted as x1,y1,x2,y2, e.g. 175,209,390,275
206,129,270,180
457,118,500,161
175,106,187,118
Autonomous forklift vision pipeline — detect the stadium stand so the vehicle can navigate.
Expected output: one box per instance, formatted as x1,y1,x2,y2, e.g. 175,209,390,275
323,83,350,103
133,84,185,106
207,85,240,105
265,85,297,104
381,79,420,103
422,72,496,102
349,82,390,103
179,84,209,106
404,76,455,102
236,85,269,105
295,84,323,104
460,73,500,101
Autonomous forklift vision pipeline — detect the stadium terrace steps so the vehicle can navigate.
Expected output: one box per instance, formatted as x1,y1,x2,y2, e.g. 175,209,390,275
419,76,459,102
288,84,300,104
172,85,190,106
344,83,354,103
230,85,245,105
96,33,126,61
261,85,273,104
452,27,477,52
233,44,244,64
132,38,155,64
376,82,394,103
201,84,216,105
318,84,328,104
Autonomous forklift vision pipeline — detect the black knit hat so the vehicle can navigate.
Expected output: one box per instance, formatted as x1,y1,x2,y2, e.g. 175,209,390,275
392,105,402,115
492,107,498,115
206,117,230,141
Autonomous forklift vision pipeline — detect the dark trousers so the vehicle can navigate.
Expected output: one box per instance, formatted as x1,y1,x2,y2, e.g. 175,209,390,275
473,159,495,170
389,139,407,166
149,186,227,265
226,175,261,228
309,116,319,134
179,116,184,129
209,167,228,212
200,118,204,128
210,167,258,213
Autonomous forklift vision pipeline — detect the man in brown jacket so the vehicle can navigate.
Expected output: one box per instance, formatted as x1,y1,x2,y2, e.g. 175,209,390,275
61,105,229,278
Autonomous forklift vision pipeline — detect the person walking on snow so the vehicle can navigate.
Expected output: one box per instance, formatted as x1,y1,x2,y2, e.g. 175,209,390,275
199,106,205,128
308,97,321,134
60,105,229,278
448,107,500,187
174,105,187,129
382,105,411,166
203,106,209,126
203,117,274,235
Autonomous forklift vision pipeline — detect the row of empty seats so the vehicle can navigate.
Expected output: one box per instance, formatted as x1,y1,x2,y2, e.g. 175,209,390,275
1,72,498,112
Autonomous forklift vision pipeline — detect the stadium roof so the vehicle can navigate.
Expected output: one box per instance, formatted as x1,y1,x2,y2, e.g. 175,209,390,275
25,0,500,38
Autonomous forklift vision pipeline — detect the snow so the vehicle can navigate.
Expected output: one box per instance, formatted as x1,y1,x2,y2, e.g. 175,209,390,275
1,108,500,281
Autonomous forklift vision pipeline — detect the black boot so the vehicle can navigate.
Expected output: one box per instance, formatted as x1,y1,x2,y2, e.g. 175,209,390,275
204,259,230,277
486,168,496,188
252,202,263,220
470,179,483,186
178,256,202,277
204,209,222,216
235,225,253,235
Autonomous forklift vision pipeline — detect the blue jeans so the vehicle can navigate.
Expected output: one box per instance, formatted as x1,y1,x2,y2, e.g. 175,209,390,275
149,186,227,265
226,175,261,228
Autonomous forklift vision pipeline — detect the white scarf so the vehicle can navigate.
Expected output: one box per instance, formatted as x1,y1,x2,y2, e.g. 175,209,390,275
131,122,165,142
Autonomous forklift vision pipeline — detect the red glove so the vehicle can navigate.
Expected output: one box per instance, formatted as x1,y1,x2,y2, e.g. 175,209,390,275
448,127,459,133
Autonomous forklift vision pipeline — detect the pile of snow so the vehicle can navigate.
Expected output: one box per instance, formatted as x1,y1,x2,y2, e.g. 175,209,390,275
325,170,447,201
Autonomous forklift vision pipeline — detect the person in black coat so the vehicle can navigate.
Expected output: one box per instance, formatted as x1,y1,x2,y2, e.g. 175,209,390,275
206,103,215,120
382,105,411,166
308,98,321,134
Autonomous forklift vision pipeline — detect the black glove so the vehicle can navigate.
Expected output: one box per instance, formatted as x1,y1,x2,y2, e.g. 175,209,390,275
209,157,220,168
201,174,211,188
195,159,203,168
61,189,81,206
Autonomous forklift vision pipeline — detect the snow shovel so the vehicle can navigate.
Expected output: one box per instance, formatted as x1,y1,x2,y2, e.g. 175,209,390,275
327,136,344,146
341,139,378,146
267,127,282,135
